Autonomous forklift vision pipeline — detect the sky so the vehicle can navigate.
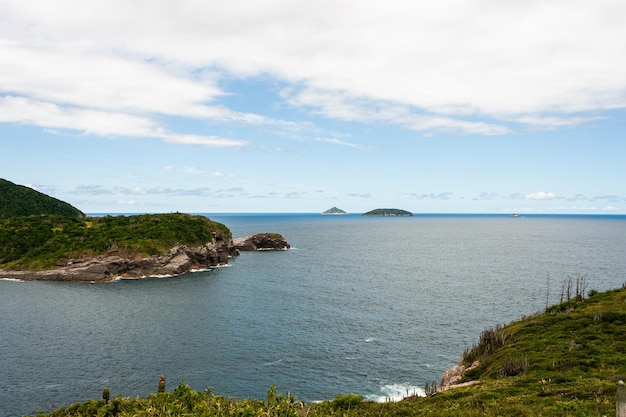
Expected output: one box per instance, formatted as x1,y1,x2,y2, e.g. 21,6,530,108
1,0,625,214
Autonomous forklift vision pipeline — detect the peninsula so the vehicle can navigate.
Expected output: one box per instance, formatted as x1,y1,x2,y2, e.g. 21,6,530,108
0,178,289,282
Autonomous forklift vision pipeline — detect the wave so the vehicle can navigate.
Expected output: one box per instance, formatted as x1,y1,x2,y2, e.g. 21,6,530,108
0,277,24,282
111,267,221,282
114,274,176,281
365,383,425,403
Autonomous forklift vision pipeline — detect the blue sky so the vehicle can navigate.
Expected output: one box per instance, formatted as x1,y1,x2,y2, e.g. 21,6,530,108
1,0,625,214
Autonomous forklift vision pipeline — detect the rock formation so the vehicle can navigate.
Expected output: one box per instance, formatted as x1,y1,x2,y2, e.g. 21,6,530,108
0,231,239,283
232,233,291,251
439,359,481,392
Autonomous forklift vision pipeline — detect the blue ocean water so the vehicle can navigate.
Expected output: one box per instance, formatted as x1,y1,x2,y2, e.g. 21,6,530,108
1,213,625,416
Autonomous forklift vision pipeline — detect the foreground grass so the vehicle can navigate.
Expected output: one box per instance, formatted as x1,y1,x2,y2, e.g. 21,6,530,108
30,287,626,417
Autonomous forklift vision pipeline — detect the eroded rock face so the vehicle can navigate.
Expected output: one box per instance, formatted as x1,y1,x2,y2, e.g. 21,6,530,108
0,231,239,283
232,233,291,251
439,360,480,391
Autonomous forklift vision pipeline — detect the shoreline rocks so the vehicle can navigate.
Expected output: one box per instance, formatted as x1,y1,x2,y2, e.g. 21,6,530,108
439,359,481,392
232,233,291,251
0,231,291,283
0,231,239,283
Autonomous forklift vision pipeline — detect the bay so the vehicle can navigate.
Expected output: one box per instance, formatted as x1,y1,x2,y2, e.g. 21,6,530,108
1,214,625,416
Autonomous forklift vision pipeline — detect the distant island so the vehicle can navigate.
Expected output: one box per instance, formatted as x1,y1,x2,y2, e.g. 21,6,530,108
322,207,348,215
362,208,413,217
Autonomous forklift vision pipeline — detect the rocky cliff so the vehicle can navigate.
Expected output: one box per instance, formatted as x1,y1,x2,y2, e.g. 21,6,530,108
0,230,239,283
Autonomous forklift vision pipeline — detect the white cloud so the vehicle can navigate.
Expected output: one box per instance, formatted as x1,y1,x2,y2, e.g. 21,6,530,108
162,133,247,148
116,200,137,206
0,96,247,147
511,191,558,200
284,88,511,135
0,40,226,117
407,192,454,200
1,0,626,137
525,192,557,200
314,136,363,148
72,185,214,197
0,96,158,137
473,192,499,201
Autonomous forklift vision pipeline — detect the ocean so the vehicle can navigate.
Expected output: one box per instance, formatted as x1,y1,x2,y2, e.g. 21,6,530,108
1,213,625,416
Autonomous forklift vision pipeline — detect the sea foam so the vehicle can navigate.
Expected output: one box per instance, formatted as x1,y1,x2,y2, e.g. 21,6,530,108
365,383,425,402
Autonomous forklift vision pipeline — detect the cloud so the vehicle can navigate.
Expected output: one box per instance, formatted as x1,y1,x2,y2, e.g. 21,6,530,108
313,136,363,148
525,192,558,200
0,96,247,147
0,40,224,117
591,195,622,203
70,185,213,197
473,191,499,200
509,193,624,204
565,194,623,203
0,0,624,140
348,193,372,198
511,191,558,200
116,200,137,206
283,88,511,135
513,115,606,130
285,191,306,199
407,192,454,200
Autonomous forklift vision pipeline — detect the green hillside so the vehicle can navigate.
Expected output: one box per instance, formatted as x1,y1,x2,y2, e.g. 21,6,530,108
0,178,85,218
29,286,626,416
0,213,230,270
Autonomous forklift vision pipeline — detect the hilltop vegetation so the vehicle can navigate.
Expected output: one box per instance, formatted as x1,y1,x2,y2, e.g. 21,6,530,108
0,213,231,270
0,179,231,271
29,286,626,416
0,178,84,218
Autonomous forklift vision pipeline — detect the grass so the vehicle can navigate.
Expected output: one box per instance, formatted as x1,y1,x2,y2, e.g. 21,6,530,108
28,287,626,416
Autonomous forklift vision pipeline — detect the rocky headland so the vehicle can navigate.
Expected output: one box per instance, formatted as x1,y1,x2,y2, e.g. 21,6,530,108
0,232,290,283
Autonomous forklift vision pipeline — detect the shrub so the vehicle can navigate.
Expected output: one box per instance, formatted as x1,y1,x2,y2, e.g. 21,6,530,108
330,393,363,410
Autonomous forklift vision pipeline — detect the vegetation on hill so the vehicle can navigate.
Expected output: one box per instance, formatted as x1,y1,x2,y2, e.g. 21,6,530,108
362,208,413,216
28,285,626,416
0,213,231,270
0,178,85,218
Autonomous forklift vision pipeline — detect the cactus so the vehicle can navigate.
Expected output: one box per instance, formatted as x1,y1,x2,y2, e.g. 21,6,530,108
102,386,110,403
158,375,166,393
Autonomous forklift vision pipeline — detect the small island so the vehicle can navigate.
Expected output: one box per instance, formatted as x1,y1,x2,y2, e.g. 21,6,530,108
362,208,413,217
322,207,348,215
